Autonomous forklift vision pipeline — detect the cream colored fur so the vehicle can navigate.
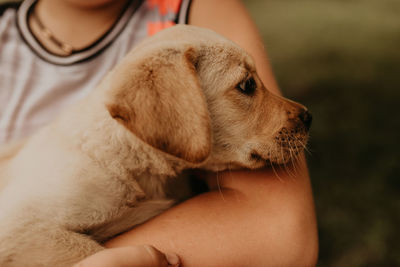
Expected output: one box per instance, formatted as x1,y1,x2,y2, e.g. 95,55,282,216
0,25,310,267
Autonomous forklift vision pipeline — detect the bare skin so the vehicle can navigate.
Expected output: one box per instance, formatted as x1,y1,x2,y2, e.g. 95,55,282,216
29,0,318,266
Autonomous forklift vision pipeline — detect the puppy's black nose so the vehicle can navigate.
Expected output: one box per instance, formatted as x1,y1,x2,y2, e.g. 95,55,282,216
299,110,312,130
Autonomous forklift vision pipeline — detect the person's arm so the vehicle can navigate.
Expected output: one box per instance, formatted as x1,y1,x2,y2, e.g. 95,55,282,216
107,158,317,266
106,0,318,266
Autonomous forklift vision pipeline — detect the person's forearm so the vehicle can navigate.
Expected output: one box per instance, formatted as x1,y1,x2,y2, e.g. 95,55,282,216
106,157,318,266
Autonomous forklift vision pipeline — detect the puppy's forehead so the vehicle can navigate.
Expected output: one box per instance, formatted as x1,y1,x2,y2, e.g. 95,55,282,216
136,25,255,69
150,25,231,45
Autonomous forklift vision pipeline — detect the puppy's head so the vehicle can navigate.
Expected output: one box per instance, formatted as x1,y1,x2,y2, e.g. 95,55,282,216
106,25,311,170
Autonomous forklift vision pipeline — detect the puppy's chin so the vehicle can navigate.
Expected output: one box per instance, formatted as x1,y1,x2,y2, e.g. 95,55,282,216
199,155,273,172
245,132,309,167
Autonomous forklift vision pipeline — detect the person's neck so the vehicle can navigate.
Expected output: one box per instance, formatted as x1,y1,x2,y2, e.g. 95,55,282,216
30,0,130,55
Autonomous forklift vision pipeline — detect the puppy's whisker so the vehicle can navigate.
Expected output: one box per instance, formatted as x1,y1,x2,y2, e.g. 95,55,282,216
270,160,283,182
226,164,241,202
283,134,296,178
278,145,291,178
287,133,302,174
286,136,299,176
215,171,226,202
290,139,304,169
268,146,283,182
296,137,312,155
278,139,292,177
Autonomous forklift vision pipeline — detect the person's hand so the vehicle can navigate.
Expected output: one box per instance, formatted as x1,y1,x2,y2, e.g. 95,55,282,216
73,245,180,267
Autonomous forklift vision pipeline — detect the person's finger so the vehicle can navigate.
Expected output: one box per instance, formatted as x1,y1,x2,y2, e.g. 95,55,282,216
73,245,180,267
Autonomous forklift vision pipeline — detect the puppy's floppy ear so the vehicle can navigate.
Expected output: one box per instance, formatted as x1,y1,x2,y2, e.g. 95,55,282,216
106,47,211,163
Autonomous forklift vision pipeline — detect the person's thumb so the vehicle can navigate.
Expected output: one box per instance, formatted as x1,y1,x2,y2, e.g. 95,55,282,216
73,245,180,267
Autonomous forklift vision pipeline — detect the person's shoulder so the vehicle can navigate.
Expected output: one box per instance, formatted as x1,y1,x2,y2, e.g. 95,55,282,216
0,1,21,17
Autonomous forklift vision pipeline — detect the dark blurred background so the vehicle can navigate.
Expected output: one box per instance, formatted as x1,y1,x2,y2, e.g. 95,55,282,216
243,0,400,266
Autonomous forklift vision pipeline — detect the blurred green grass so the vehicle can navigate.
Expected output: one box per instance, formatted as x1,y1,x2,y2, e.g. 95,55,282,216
244,0,400,266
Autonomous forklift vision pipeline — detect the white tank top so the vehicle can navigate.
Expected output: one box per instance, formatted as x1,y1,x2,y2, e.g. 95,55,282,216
0,0,191,144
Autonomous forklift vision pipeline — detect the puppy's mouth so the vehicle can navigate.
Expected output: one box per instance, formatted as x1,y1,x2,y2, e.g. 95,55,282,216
250,126,309,166
273,126,309,164
250,152,270,163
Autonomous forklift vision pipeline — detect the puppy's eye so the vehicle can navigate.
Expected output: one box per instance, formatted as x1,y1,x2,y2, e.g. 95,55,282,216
237,77,256,95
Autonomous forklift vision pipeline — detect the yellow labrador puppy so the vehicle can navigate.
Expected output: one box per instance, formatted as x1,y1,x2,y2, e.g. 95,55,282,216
0,25,311,266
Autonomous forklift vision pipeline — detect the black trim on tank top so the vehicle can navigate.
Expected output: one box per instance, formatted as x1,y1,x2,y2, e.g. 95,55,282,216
16,0,144,66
